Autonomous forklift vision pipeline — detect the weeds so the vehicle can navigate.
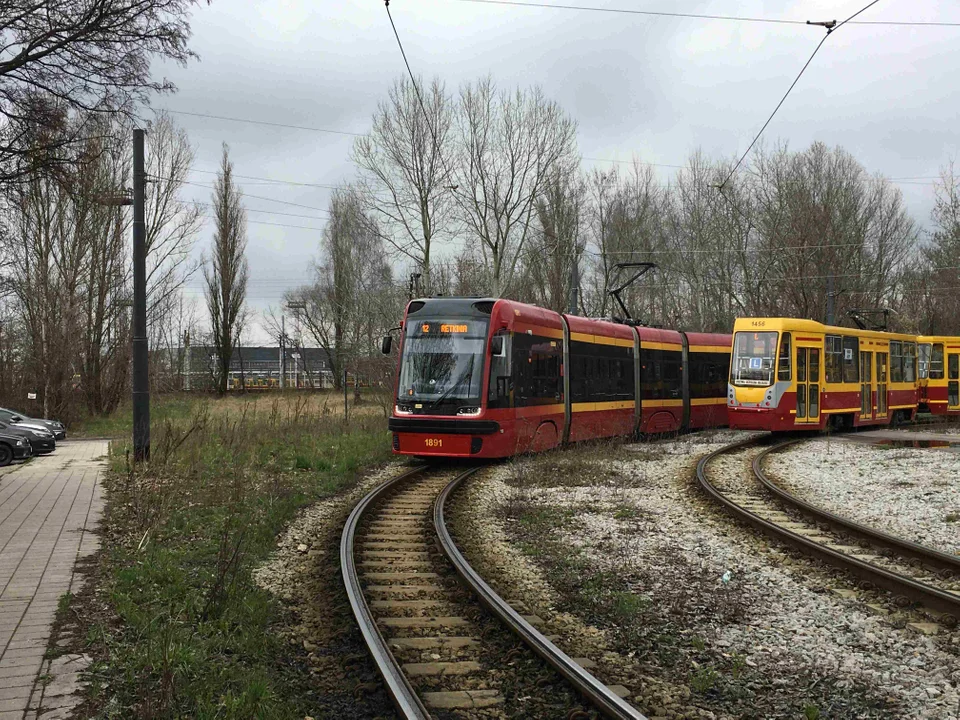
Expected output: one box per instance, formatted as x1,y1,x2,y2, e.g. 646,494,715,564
945,513,959,523
803,703,821,719
80,394,390,718
689,665,719,694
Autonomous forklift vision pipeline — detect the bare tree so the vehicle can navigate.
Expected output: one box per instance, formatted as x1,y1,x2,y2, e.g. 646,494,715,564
454,78,578,296
2,116,132,419
286,185,397,391
0,0,206,183
522,167,585,312
353,76,456,293
909,160,960,332
203,144,248,395
145,111,203,334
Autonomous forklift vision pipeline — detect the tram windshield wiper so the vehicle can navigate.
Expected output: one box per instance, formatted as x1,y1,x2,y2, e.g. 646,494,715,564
425,365,475,411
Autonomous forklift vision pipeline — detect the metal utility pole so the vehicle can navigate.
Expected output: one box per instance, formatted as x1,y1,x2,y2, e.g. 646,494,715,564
568,259,579,315
184,331,191,391
279,315,285,390
826,274,836,326
132,129,149,462
343,368,349,423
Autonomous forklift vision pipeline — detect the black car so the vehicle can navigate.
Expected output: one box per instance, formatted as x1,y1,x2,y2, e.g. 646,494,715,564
0,431,31,466
0,408,66,440
0,421,55,454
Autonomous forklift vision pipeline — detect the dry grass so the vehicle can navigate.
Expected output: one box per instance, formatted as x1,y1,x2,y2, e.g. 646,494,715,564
71,389,390,438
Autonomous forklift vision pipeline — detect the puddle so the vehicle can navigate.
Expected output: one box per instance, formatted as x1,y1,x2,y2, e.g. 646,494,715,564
872,439,956,449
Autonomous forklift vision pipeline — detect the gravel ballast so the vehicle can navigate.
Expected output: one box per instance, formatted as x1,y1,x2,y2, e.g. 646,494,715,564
452,431,960,720
766,438,960,555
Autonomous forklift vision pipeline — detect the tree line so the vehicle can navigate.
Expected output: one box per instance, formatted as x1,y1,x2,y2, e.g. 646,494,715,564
289,76,960,395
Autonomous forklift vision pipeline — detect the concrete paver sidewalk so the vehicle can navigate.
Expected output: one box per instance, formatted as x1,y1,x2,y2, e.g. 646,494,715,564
0,440,108,720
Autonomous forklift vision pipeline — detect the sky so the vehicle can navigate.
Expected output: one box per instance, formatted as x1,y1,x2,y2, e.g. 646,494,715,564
151,0,960,343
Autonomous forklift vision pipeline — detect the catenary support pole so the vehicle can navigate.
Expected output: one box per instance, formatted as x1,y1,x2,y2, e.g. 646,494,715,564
344,368,349,423
132,129,150,462
279,315,285,389
826,274,835,326
568,258,579,315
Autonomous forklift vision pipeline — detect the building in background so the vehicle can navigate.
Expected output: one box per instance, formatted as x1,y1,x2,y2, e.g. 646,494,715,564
182,346,333,390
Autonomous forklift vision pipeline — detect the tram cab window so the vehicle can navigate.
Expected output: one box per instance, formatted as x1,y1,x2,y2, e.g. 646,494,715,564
930,343,945,380
777,333,791,382
825,335,843,384
842,336,859,384
731,331,777,386
919,344,931,380
487,331,512,408
903,342,917,383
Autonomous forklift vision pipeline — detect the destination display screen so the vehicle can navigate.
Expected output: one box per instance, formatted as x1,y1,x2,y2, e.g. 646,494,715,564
417,322,474,335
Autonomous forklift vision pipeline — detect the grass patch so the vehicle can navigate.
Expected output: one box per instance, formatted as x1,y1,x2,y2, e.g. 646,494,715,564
75,395,391,718
945,513,959,523
68,390,389,438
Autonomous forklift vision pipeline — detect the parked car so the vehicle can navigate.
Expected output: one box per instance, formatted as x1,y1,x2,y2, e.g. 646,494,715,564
0,431,31,466
0,421,55,454
0,408,66,440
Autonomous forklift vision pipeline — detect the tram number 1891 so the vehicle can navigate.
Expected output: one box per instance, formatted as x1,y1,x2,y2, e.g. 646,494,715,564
424,438,443,448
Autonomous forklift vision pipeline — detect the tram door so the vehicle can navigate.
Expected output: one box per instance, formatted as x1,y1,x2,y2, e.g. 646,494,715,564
859,351,873,421
795,346,821,424
876,353,888,419
949,353,960,410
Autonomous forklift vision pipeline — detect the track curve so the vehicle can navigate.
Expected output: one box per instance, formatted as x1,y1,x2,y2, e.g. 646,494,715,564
341,463,648,720
697,437,960,623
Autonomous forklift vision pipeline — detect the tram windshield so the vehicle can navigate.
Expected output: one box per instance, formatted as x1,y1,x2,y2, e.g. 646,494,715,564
397,319,488,414
731,331,779,386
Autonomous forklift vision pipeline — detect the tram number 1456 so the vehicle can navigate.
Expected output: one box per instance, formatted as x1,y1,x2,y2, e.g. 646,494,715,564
424,438,443,448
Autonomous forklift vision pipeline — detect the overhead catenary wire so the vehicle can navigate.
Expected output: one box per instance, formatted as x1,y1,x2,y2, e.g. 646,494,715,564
384,0,462,194
153,107,946,190
179,179,332,215
718,0,883,190
159,108,364,137
455,0,960,28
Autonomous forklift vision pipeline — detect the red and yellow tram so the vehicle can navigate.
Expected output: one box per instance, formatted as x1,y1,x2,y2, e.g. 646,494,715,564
386,297,731,459
918,335,960,415
727,317,960,432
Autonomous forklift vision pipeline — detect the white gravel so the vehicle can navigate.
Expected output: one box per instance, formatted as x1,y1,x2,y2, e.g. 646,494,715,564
464,430,960,720
767,439,960,556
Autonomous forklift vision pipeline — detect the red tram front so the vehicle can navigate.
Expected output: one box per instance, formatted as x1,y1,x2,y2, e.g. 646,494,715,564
386,297,731,459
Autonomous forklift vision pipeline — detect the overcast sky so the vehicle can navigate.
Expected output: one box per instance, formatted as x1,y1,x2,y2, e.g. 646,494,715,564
152,0,960,343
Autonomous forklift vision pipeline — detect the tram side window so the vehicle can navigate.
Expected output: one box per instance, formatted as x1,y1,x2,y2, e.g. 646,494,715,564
690,352,728,398
931,343,945,379
640,348,662,400
889,341,903,383
663,351,682,399
842,336,859,384
569,353,588,402
903,342,917,383
777,333,791,382
825,335,843,384
512,335,562,407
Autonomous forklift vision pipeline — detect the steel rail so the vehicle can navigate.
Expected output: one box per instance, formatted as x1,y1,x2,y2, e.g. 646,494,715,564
340,464,432,720
755,439,960,575
696,438,960,621
434,469,649,720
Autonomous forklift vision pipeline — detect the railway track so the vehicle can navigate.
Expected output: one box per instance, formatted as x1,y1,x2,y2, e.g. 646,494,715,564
340,463,647,720
697,437,960,629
